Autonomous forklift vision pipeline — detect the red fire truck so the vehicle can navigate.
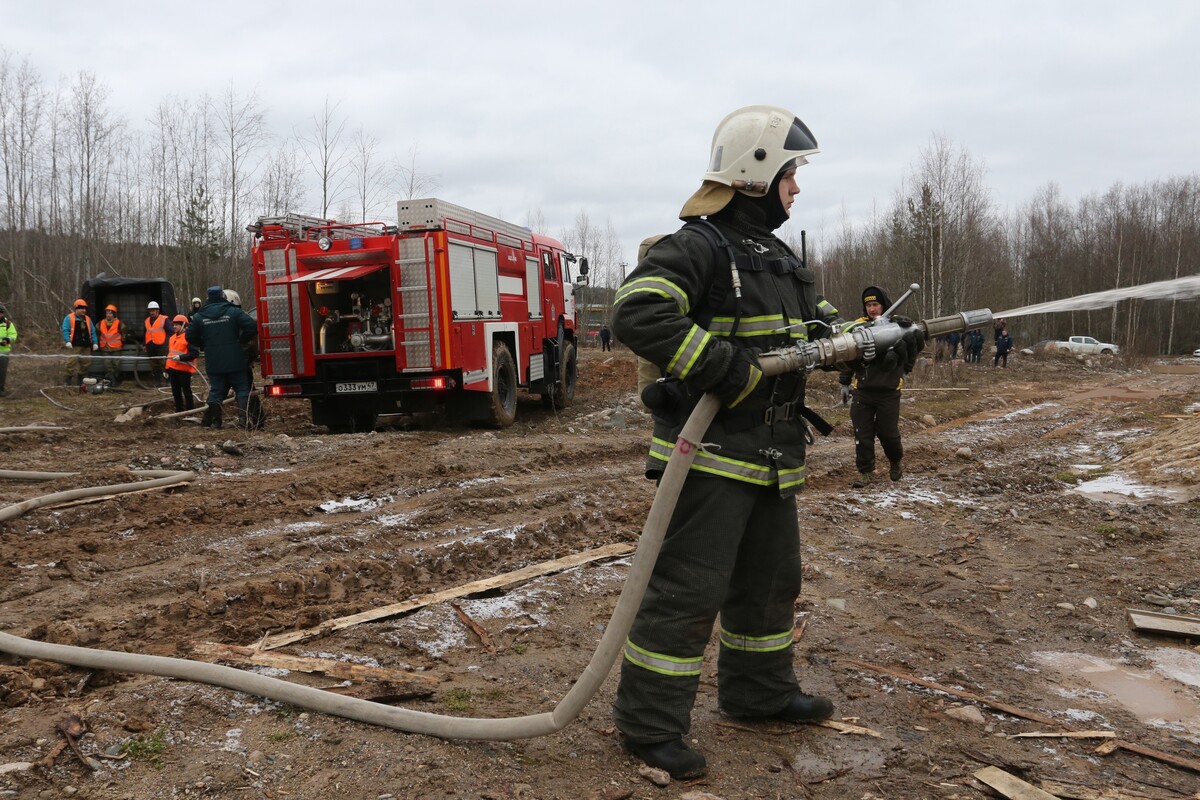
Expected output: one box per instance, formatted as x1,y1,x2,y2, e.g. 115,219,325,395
249,198,587,432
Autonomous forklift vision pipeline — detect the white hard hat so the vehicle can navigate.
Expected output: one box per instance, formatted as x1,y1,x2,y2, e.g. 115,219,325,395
147,301,160,310
224,290,241,307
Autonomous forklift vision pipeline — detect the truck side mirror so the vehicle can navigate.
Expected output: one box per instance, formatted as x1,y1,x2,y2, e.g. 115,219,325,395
578,258,589,276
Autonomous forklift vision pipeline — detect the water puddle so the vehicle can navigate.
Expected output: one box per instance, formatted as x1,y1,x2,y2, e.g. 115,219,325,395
1072,473,1189,503
1034,650,1200,735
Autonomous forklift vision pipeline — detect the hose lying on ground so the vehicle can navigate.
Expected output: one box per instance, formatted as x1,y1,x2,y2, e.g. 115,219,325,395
0,469,195,524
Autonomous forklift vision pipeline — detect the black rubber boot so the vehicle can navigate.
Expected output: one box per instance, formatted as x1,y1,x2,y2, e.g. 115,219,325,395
889,460,903,481
201,404,222,429
774,692,835,723
236,397,249,428
624,738,707,779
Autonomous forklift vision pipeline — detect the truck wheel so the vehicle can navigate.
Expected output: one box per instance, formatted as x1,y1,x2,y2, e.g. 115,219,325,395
1101,348,1113,355
487,343,518,428
550,341,577,408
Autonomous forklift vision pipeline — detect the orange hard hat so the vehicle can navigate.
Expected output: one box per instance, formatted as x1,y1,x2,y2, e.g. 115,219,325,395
173,314,189,324
73,299,88,309
105,304,118,313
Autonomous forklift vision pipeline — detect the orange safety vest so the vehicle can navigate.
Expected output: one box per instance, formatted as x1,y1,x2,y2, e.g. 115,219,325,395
144,314,167,345
166,332,196,374
67,314,93,344
98,318,123,350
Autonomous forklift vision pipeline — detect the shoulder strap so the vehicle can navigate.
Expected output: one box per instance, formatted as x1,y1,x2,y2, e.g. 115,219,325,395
679,218,736,330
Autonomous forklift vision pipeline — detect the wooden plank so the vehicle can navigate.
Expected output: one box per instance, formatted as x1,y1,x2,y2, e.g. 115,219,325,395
973,766,1062,799
842,658,1058,726
253,543,636,650
1105,739,1200,774
1009,730,1117,740
817,719,882,737
1126,608,1200,638
190,641,439,685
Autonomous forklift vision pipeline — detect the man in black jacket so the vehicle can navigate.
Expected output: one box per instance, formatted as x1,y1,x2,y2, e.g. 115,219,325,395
839,286,921,487
180,286,256,429
610,105,836,780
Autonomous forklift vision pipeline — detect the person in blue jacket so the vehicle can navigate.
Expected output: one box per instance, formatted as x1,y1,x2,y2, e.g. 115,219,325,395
178,286,256,428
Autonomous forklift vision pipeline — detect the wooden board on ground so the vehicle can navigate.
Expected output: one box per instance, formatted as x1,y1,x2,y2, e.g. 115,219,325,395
973,766,1062,799
1126,608,1200,638
190,641,439,685
252,543,636,650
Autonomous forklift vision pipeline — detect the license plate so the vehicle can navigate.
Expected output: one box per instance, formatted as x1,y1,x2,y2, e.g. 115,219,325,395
334,381,378,394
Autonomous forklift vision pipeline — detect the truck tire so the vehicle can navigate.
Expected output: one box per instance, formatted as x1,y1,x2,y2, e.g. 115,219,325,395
550,341,576,408
315,400,378,434
487,343,518,428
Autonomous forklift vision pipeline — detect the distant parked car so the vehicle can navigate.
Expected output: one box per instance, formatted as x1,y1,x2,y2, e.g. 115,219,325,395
1193,348,1200,358
1049,335,1120,356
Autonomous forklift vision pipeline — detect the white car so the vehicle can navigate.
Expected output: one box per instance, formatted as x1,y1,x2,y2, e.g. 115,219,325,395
1193,348,1200,358
1052,335,1120,356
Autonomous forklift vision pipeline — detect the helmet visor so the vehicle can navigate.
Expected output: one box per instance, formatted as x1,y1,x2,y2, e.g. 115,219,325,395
784,116,819,154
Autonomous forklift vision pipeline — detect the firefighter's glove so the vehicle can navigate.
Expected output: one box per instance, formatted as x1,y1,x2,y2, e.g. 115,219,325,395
893,316,926,354
711,348,762,408
641,377,684,420
840,385,851,405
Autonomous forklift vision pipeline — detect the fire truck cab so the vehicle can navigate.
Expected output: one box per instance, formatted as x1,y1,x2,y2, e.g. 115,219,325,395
250,198,586,432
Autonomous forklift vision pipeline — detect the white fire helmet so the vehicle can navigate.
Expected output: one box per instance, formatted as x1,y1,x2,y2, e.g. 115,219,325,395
702,105,819,196
147,301,160,310
224,290,241,307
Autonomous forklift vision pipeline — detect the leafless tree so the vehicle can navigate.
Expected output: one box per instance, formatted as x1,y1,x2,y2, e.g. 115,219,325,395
394,145,439,201
257,140,306,217
297,97,351,218
350,127,394,222
215,85,267,278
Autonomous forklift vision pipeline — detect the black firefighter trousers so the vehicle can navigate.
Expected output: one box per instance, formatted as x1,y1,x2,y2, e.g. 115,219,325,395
850,388,903,474
613,474,804,743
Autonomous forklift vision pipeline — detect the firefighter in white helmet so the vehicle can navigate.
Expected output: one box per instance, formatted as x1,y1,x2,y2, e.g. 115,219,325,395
610,106,834,779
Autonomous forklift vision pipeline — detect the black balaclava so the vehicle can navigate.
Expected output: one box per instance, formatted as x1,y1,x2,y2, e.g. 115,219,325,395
746,169,791,230
861,286,892,316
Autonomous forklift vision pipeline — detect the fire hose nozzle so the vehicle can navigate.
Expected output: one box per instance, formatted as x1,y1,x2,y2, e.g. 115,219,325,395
919,309,993,339
758,308,994,378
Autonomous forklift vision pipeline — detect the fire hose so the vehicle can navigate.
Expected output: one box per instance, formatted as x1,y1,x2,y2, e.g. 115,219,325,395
0,304,992,740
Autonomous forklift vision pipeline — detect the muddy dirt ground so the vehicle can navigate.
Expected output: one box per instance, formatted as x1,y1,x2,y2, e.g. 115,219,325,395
2,346,1199,800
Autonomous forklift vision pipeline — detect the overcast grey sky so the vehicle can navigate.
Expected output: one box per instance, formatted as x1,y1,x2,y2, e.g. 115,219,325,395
5,0,1199,266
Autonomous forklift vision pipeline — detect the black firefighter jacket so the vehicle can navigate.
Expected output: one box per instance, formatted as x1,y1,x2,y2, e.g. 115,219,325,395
612,202,836,496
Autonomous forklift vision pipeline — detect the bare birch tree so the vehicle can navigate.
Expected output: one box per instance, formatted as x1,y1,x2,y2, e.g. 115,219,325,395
394,145,439,201
298,97,351,218
215,85,266,279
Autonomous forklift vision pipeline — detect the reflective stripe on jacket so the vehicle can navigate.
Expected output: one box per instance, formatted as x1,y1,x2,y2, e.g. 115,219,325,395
62,314,94,346
144,314,167,345
612,203,824,495
98,319,124,350
166,332,197,373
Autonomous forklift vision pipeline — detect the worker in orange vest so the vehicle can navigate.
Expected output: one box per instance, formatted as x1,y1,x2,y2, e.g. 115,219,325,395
97,304,128,386
144,301,169,385
60,299,97,386
165,314,197,412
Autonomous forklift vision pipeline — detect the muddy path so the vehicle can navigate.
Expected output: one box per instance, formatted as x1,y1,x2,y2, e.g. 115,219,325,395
2,349,1199,799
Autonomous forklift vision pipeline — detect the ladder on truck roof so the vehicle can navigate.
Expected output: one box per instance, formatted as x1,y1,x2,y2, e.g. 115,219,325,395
248,213,387,240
